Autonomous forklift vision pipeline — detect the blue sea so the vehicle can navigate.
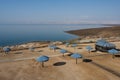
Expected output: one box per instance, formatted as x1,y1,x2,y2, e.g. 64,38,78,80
0,24,108,46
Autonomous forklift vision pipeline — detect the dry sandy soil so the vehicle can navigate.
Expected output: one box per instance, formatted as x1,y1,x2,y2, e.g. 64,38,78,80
0,42,120,80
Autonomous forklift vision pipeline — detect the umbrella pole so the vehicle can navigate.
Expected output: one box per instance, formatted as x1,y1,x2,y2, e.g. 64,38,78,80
89,50,90,54
112,54,115,59
53,49,55,52
42,62,44,67
63,54,64,57
76,58,77,64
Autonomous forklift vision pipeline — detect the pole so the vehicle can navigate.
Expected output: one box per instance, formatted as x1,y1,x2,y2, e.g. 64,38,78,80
42,62,44,67
76,58,77,64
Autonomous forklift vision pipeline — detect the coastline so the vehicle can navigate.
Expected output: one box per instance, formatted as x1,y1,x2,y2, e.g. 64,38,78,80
66,26,120,39
1,25,120,52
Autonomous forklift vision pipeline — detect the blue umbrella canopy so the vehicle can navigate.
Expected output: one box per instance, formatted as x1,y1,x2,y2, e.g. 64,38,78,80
48,45,53,49
86,46,93,51
60,49,67,57
108,49,119,54
71,44,77,47
3,47,11,52
71,53,82,64
52,46,57,49
71,53,82,59
60,49,67,54
29,46,35,51
36,55,49,62
65,42,70,47
49,45,57,49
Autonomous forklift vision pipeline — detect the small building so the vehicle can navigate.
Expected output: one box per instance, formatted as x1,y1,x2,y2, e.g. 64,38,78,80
95,39,116,52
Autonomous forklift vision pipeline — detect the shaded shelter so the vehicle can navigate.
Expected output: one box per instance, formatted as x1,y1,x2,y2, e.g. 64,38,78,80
86,46,93,53
29,46,35,52
65,42,70,47
36,55,49,67
71,53,82,64
48,45,57,52
60,49,67,57
95,39,116,52
71,43,77,52
3,47,11,54
108,49,119,59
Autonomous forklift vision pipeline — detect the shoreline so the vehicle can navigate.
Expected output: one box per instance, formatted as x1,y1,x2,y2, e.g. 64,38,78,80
0,24,113,47
1,25,120,51
66,26,120,39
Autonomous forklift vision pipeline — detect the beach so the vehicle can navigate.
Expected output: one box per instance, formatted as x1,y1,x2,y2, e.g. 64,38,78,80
1,0,120,79
0,40,120,80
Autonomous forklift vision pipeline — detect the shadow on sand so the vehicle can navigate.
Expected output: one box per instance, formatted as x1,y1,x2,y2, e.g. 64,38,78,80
83,59,92,62
115,55,120,57
91,62,120,77
53,62,66,66
37,50,43,52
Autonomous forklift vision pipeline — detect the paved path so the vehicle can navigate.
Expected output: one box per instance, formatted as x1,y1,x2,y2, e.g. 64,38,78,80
0,53,70,63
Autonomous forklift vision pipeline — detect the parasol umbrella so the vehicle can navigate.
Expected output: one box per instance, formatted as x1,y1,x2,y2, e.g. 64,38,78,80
108,49,119,59
86,46,93,53
49,45,57,52
71,53,82,64
71,44,77,52
29,46,35,52
3,47,11,54
65,42,70,47
60,49,67,57
36,55,49,67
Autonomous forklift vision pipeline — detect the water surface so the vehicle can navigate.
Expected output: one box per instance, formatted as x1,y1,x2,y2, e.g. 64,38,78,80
0,24,107,46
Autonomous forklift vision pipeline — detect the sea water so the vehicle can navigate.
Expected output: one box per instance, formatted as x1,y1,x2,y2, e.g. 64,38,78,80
0,24,106,46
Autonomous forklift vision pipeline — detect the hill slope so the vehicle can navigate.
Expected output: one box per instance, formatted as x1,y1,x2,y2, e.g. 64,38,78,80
66,26,120,38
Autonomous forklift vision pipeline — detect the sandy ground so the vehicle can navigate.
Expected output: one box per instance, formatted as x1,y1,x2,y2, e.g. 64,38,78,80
0,42,120,80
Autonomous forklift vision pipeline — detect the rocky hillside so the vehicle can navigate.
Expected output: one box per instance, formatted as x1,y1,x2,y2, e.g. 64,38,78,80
66,26,120,38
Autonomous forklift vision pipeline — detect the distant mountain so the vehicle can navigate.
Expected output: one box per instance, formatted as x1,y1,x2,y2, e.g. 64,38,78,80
66,26,120,38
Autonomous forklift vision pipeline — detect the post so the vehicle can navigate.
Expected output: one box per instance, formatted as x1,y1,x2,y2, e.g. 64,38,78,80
63,54,64,57
41,62,44,67
76,58,77,64
53,49,55,52
112,54,115,59
89,50,90,54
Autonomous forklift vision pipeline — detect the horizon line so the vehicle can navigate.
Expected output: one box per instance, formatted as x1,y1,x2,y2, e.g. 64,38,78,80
0,23,120,25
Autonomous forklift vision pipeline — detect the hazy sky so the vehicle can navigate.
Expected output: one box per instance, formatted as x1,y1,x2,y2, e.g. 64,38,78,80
0,0,120,24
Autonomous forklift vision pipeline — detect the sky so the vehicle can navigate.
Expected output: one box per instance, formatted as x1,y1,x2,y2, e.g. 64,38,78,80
0,0,120,24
